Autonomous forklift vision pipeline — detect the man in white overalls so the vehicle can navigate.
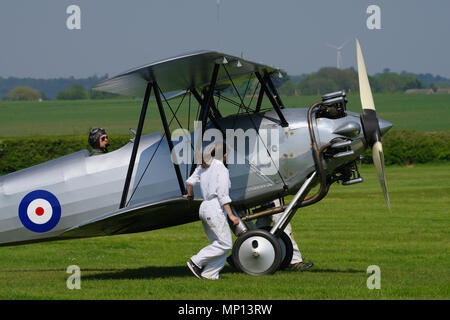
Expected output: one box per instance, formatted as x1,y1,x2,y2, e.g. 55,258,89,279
184,144,239,279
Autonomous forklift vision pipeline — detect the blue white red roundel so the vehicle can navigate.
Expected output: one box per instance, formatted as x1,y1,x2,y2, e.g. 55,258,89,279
18,190,61,233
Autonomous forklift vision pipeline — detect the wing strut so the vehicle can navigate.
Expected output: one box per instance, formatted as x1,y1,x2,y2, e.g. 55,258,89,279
153,82,187,196
254,71,288,127
120,82,152,209
189,62,221,176
201,63,220,132
190,88,224,135
265,73,285,109
255,85,264,113
201,88,223,119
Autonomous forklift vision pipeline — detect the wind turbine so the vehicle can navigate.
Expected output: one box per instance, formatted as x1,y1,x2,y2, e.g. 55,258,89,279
326,40,350,69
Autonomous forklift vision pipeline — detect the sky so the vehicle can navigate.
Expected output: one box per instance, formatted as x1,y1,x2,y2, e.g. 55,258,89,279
0,0,449,79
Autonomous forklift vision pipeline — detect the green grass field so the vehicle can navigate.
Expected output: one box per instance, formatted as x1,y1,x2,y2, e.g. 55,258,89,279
0,93,449,137
0,163,448,300
0,93,448,300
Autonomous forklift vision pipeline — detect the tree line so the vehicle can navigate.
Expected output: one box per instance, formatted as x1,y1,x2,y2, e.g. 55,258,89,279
1,68,448,101
0,75,109,101
219,68,442,97
2,83,126,101
276,67,430,96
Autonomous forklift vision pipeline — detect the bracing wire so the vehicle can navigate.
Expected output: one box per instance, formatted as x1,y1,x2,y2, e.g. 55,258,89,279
126,88,189,206
222,65,288,189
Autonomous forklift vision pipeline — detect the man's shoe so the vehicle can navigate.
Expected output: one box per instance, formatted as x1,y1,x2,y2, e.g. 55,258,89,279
290,261,314,271
187,260,204,279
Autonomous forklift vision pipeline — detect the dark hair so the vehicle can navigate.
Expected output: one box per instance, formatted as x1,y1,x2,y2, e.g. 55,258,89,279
88,128,107,149
201,142,227,168
210,142,227,158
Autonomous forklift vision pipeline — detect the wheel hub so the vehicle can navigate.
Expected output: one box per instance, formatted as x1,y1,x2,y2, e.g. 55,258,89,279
238,235,276,274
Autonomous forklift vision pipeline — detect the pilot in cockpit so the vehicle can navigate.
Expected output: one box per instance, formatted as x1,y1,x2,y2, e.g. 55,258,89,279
88,127,109,156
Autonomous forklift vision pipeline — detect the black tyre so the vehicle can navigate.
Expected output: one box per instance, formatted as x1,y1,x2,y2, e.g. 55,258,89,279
276,230,294,270
232,229,282,276
226,254,236,269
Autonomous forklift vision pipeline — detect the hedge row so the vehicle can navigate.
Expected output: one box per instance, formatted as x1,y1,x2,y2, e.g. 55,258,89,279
360,130,450,165
0,130,449,176
0,135,130,176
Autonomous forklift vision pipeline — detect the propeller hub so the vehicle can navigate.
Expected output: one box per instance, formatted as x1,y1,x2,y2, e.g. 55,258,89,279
378,118,393,136
361,109,381,147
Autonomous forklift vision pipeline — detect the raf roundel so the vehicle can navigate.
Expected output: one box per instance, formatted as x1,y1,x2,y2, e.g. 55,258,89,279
18,190,61,233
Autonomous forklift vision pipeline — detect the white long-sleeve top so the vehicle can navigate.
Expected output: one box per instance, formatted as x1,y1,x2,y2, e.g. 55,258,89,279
186,159,232,207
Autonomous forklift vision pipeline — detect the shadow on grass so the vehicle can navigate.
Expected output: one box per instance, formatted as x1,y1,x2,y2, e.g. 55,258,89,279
1,265,364,280
81,265,239,281
80,265,364,281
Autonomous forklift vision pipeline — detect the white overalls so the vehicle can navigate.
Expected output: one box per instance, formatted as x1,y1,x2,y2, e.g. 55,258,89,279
187,159,233,280
271,213,303,264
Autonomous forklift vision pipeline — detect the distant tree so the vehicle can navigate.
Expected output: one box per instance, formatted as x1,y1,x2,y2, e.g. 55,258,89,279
298,76,338,95
5,86,41,101
297,67,358,95
401,74,426,90
372,73,426,93
39,91,48,101
278,80,298,96
296,67,426,95
372,73,402,93
56,84,89,100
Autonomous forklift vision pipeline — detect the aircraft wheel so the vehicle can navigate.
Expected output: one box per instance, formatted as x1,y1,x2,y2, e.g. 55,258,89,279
232,229,282,276
260,226,294,270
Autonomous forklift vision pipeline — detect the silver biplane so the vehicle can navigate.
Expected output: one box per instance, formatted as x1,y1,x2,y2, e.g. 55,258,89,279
0,40,391,275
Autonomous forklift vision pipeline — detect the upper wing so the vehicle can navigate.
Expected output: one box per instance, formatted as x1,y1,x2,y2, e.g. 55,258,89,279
60,197,201,239
92,50,280,98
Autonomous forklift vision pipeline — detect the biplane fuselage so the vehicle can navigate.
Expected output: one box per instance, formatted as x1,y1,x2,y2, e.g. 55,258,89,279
0,107,391,246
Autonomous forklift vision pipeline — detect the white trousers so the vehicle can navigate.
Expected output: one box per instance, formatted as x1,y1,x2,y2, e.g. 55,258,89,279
191,199,232,279
271,213,303,264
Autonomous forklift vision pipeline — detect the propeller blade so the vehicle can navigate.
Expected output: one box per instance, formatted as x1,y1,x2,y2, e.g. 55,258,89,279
357,39,391,213
372,141,391,213
356,39,375,111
